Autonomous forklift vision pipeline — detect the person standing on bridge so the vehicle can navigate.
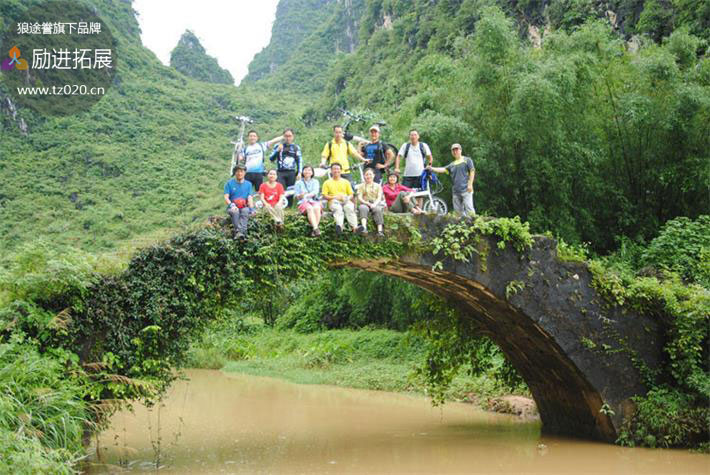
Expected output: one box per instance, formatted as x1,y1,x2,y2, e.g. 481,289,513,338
360,124,394,183
322,163,358,236
320,125,367,188
395,129,433,209
238,130,284,192
427,143,476,217
224,164,255,240
269,128,302,203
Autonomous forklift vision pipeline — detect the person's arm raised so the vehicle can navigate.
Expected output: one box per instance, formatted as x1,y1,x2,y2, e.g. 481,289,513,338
265,135,284,148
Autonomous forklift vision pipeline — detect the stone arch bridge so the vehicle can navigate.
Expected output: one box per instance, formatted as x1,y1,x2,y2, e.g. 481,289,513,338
80,214,662,443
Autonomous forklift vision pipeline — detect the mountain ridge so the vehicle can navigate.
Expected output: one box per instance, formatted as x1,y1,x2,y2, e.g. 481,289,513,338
170,29,234,84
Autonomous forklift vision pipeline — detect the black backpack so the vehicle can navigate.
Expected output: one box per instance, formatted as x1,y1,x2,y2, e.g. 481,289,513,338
402,142,429,165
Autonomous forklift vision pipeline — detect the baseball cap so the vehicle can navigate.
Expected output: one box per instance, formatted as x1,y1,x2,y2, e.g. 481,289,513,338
369,124,380,132
451,143,462,150
233,164,246,173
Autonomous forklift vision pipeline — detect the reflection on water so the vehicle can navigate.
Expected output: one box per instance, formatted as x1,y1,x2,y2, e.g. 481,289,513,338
89,369,709,474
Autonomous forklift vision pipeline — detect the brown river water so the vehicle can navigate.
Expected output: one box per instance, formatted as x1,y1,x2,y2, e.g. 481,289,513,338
87,369,709,474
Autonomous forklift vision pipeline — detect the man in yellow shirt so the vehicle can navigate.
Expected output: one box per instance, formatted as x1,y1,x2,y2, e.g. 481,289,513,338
320,125,367,186
322,163,358,235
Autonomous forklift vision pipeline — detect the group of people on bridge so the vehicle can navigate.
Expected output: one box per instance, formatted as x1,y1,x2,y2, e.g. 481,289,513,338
223,124,476,240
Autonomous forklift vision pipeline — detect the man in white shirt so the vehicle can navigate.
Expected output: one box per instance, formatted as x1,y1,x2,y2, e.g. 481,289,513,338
395,129,433,208
238,130,283,191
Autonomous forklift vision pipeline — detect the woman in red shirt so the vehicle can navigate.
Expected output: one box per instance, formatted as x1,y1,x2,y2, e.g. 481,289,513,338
383,172,422,214
259,169,286,230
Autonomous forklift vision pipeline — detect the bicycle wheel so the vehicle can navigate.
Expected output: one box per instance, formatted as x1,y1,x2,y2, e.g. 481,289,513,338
424,197,447,215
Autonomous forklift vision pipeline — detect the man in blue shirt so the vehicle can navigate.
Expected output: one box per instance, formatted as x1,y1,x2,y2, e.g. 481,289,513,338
361,124,394,183
224,164,255,240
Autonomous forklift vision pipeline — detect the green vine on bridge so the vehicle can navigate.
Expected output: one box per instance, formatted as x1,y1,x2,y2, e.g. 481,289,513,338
430,216,534,272
0,213,413,418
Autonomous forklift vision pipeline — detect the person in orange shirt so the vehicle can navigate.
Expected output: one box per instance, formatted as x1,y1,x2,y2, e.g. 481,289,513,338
259,169,286,231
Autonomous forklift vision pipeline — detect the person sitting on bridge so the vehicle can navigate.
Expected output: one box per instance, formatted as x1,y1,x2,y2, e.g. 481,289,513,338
427,143,476,217
322,163,358,236
294,165,323,237
382,172,422,214
269,128,302,203
239,129,284,192
259,169,286,232
319,125,367,188
224,164,255,240
357,168,385,237
360,124,394,183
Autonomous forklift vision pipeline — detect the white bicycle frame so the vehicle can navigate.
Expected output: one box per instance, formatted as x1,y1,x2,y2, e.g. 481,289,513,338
229,115,253,175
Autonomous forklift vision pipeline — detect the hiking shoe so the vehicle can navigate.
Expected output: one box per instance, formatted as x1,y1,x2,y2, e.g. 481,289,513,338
234,232,244,241
314,228,321,237
335,225,343,236
377,230,385,238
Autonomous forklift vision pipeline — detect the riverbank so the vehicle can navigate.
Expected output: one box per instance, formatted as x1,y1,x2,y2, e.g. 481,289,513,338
186,325,536,415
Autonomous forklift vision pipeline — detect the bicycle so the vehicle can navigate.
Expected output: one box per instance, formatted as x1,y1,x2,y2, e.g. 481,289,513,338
408,170,448,215
229,115,253,175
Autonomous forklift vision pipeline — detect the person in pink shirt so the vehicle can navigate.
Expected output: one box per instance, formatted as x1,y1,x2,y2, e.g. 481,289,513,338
383,172,422,214
258,169,286,231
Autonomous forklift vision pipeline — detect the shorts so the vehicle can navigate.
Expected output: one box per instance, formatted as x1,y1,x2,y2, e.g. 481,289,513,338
402,176,420,189
298,200,322,214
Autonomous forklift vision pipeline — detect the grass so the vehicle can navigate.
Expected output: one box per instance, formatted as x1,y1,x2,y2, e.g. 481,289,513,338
187,324,521,404
0,337,90,474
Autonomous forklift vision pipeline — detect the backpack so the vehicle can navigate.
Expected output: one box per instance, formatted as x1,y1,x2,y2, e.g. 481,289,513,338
402,142,429,165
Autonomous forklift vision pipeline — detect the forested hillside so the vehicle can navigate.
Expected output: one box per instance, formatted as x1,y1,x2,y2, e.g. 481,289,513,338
170,30,234,84
0,0,307,256
244,0,338,82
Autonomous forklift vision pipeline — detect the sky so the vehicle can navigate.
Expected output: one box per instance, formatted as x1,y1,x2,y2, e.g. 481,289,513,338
132,0,280,85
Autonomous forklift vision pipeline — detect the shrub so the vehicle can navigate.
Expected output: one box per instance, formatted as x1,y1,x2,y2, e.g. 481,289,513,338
618,387,710,448
641,215,710,287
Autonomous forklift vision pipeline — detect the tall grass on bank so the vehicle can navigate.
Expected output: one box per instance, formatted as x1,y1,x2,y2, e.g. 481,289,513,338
0,336,89,474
